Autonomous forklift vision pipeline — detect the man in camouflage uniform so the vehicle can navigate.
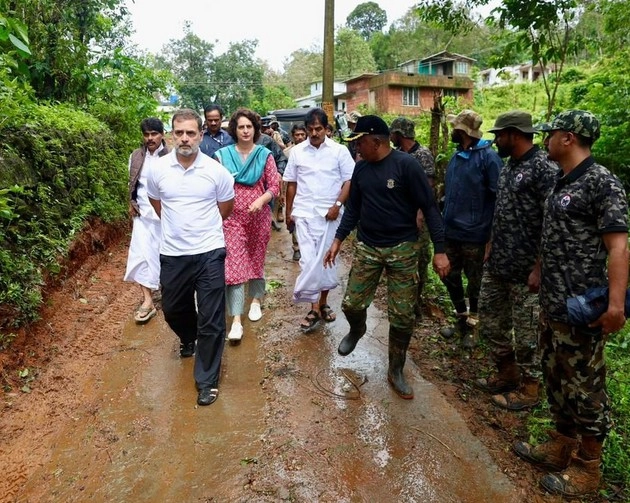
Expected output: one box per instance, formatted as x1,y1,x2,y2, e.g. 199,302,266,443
512,110,628,497
390,117,436,318
474,111,557,411
324,116,450,400
441,110,502,348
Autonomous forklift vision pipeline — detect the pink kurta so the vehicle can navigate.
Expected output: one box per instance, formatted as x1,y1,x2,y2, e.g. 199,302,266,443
224,154,280,285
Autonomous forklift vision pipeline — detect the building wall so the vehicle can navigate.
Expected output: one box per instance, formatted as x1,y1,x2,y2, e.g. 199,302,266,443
345,75,473,114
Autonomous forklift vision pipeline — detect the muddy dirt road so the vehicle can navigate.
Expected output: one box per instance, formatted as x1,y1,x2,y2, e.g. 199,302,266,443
1,228,551,502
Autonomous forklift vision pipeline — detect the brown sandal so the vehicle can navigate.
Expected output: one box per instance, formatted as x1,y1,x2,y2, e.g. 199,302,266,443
319,304,336,322
300,310,321,332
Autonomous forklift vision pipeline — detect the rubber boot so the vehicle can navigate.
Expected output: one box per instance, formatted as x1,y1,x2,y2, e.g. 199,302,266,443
540,437,602,496
476,353,521,394
439,312,468,339
513,430,578,471
492,375,540,410
387,327,414,399
337,309,367,356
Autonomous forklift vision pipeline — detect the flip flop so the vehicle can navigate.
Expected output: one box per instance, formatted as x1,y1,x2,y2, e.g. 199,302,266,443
134,306,157,324
319,304,336,322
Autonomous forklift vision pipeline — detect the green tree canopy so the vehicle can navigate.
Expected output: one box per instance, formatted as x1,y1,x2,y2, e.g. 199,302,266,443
334,28,377,79
157,22,216,111
415,0,582,118
282,48,323,98
346,1,387,40
212,40,264,114
3,0,132,102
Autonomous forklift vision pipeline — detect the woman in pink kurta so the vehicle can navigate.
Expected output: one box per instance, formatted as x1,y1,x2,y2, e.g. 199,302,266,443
214,109,280,342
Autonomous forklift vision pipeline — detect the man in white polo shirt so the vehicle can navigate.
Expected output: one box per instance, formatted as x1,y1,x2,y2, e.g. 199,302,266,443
283,107,355,332
148,108,235,406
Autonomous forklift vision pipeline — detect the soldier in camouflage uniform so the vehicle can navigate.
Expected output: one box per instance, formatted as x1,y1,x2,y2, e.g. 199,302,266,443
474,111,557,412
324,115,450,400
390,117,435,318
512,110,629,497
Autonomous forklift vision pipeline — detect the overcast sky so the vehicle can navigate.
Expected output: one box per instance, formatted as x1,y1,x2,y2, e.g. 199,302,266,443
125,1,417,71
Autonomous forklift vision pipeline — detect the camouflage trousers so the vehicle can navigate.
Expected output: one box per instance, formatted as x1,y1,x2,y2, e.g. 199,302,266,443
442,240,485,314
478,272,540,378
342,240,420,332
540,313,610,439
416,226,432,305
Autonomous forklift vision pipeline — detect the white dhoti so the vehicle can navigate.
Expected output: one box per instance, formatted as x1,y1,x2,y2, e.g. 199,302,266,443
292,215,339,303
124,195,161,290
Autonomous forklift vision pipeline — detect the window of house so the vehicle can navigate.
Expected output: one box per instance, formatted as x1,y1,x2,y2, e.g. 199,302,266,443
402,87,419,106
455,61,468,74
443,89,459,98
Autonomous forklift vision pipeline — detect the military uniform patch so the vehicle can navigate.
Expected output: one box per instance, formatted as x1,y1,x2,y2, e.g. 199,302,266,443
386,179,395,189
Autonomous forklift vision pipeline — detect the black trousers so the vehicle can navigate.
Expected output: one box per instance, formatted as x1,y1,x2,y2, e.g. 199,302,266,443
160,249,226,389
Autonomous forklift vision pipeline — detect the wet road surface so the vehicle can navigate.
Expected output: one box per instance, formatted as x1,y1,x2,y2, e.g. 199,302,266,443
13,230,521,502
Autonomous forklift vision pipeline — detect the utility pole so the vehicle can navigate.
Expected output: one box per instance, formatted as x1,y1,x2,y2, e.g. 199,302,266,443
322,0,335,126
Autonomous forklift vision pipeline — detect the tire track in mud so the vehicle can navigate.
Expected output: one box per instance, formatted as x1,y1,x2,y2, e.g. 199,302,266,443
0,239,137,503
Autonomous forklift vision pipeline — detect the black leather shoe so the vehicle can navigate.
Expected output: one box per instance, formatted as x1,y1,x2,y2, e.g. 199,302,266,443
180,341,195,358
197,388,218,406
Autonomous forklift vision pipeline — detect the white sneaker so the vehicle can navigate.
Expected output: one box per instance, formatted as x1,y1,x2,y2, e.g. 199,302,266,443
227,322,243,341
248,303,263,322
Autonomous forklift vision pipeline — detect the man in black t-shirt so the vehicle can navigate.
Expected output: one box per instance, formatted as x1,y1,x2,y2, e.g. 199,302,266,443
324,115,450,400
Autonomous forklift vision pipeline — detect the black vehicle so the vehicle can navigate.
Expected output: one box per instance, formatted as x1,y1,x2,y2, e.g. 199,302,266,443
268,107,349,141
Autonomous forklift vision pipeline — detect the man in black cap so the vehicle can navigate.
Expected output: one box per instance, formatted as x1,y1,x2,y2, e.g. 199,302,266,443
324,115,450,399
475,111,557,412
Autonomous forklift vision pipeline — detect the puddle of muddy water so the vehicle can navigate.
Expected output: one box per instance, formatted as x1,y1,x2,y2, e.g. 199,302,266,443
16,230,521,503
253,233,522,503
18,312,268,502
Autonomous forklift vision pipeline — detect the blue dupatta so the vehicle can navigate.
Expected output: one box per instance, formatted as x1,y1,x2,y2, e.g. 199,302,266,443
215,144,268,186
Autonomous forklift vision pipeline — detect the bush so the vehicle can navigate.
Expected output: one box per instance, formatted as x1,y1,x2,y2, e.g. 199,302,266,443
0,94,128,331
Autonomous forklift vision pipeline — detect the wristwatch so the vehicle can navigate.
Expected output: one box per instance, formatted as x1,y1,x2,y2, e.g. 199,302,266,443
335,201,342,207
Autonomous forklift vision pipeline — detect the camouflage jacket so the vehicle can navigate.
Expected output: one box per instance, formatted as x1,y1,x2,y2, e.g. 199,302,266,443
405,142,435,179
540,157,628,323
486,146,557,282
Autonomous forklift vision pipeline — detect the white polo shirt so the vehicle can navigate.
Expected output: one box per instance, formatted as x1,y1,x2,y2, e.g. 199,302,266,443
283,137,354,218
147,150,234,256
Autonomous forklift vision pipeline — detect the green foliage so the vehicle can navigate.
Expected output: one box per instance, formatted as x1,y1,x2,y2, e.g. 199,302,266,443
0,95,128,331
282,48,323,98
372,8,502,72
346,1,388,41
158,22,215,111
5,0,132,102
250,84,296,117
212,40,264,114
88,50,171,153
595,0,630,52
334,28,377,80
603,327,630,490
0,12,31,79
158,25,265,115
